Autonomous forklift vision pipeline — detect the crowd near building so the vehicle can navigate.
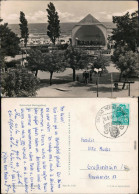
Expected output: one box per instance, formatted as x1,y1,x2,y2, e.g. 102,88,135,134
19,14,115,51
72,14,114,50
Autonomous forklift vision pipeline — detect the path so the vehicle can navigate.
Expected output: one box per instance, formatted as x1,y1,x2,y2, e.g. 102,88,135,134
36,64,139,97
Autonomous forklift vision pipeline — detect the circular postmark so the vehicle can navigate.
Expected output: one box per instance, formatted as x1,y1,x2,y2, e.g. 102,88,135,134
95,104,129,139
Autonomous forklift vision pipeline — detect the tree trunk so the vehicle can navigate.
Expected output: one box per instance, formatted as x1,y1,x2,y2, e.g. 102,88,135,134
50,71,53,85
119,71,122,82
73,68,76,81
35,69,38,77
122,77,127,90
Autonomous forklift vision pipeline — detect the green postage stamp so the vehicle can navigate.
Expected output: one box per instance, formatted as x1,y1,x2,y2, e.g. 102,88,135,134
112,104,129,125
95,104,129,138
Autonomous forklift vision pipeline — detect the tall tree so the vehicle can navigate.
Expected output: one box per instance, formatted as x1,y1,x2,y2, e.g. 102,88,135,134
114,50,138,82
111,44,131,80
19,11,29,47
0,20,20,69
111,11,138,52
46,2,60,45
111,11,139,82
64,46,88,81
27,48,44,77
43,51,65,85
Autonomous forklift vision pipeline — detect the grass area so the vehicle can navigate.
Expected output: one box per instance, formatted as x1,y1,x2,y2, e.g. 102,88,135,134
36,64,139,97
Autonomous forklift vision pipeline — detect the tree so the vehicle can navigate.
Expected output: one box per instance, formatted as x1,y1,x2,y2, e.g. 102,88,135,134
0,22,20,57
64,46,88,81
43,50,66,85
111,11,138,52
111,11,139,82
27,48,44,77
1,68,40,97
0,20,20,69
46,2,60,45
112,46,138,88
111,45,130,81
115,50,138,80
19,11,29,47
93,55,110,76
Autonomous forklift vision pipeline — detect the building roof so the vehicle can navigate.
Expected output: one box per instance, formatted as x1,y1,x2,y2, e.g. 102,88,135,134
78,14,101,25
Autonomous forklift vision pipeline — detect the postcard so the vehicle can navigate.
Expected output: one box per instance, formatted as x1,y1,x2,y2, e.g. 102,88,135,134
1,98,138,193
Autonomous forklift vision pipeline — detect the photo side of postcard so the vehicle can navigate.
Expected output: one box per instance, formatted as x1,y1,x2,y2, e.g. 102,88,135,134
1,98,138,194
1,0,138,98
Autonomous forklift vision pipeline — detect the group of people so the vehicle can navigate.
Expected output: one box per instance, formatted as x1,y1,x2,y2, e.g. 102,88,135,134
77,40,103,46
82,70,92,84
80,68,103,84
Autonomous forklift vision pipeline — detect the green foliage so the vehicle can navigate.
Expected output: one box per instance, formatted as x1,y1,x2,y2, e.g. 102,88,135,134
5,60,19,68
57,43,69,50
111,11,138,81
93,55,109,69
43,51,65,72
111,45,138,80
27,48,44,77
0,52,6,70
64,46,88,81
65,46,88,69
0,22,20,59
0,20,20,69
111,11,138,51
46,2,60,45
43,50,66,85
111,45,130,64
19,11,29,47
1,68,40,97
39,46,49,53
115,50,138,79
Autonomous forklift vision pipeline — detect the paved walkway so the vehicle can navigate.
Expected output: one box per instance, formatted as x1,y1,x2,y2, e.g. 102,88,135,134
36,63,139,97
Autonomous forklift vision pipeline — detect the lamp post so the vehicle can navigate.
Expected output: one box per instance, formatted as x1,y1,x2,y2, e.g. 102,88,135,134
97,74,99,97
94,68,102,97
108,68,114,98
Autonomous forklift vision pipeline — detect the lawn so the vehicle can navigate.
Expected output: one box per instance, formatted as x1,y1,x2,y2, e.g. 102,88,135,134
36,63,139,97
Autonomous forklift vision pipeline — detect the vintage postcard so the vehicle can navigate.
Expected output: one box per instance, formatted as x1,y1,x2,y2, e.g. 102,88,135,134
1,98,138,193
1,0,138,97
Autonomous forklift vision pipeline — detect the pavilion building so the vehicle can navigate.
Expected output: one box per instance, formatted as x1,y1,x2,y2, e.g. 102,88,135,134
72,14,109,50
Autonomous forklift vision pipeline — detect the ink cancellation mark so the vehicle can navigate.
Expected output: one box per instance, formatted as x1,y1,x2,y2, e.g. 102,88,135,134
95,104,129,139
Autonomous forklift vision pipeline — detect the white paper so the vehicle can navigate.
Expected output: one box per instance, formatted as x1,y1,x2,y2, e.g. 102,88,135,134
1,98,138,193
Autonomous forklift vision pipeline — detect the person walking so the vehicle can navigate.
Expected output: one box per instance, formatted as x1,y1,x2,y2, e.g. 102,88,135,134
83,71,86,83
85,71,89,84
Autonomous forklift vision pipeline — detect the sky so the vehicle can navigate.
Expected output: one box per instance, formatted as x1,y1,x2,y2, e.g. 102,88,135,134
0,1,138,24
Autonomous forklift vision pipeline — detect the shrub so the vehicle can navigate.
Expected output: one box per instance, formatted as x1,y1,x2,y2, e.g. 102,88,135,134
1,68,40,97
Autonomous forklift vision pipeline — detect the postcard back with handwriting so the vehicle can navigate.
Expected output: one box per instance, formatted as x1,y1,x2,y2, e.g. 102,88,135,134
1,98,138,193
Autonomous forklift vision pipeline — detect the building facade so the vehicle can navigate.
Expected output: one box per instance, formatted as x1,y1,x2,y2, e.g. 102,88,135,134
72,14,109,50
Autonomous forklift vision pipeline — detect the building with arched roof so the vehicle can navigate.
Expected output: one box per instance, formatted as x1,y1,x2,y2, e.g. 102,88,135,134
72,14,108,49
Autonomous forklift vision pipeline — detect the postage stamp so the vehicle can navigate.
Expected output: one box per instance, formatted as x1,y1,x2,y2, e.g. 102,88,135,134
112,103,129,125
95,104,129,139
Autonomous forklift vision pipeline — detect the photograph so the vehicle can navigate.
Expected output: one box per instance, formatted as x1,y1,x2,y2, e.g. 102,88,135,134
0,0,138,97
